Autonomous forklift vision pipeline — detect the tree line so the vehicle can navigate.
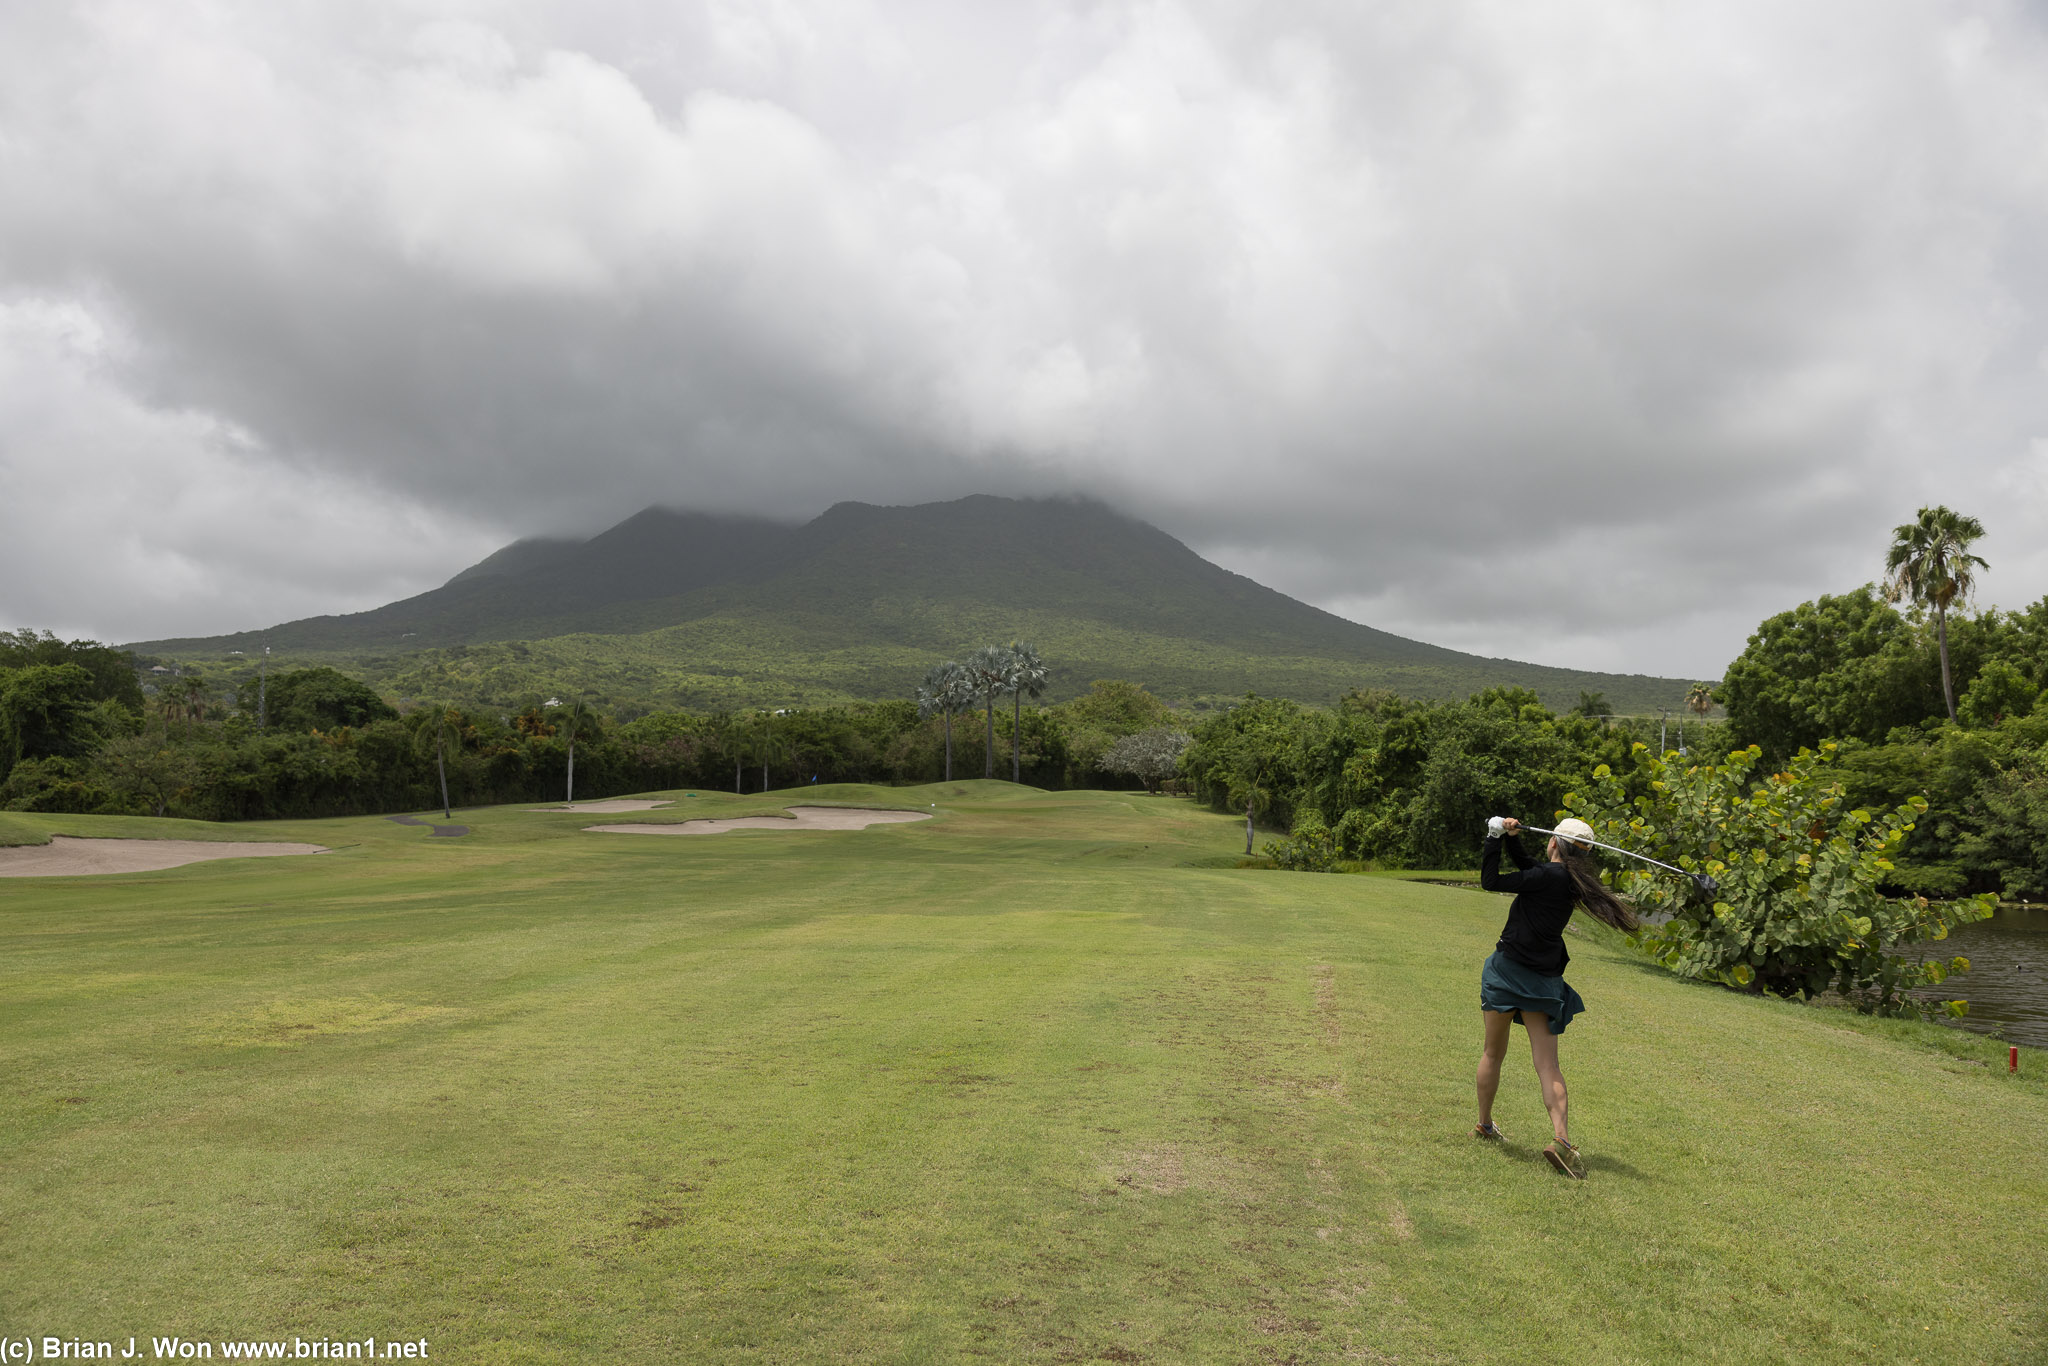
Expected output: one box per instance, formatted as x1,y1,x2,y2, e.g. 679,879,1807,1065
10,501,2029,903
0,631,1193,819
1168,506,2015,1018
1182,504,2041,897
1710,505,2048,898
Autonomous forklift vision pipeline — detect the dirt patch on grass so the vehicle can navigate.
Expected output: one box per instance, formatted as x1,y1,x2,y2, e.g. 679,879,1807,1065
1101,1144,1257,1199
588,806,933,836
202,996,462,1048
1310,964,1340,1046
1114,1148,1187,1194
529,799,675,813
0,836,329,878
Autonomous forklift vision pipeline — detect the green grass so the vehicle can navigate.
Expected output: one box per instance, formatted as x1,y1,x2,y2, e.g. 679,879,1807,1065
2,785,2041,1363
0,810,326,847
0,811,52,846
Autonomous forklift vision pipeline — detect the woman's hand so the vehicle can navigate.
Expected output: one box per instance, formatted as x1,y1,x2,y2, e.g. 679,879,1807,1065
1501,818,1521,835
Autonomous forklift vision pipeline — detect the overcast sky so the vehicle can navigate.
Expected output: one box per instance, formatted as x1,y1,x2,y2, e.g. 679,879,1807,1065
4,0,2046,679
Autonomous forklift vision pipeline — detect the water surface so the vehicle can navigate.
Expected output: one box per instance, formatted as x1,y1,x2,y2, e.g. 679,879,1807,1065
1922,905,2048,1049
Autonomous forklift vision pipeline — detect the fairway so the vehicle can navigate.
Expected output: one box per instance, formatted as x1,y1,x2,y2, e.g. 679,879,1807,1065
2,785,2041,1364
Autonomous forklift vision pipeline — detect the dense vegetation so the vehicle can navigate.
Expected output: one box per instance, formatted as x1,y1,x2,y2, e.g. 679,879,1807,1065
0,638,1192,820
1716,585,2048,897
1180,686,1709,869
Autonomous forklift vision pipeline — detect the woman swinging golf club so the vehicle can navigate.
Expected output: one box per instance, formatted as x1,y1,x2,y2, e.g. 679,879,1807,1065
1472,815,1639,1178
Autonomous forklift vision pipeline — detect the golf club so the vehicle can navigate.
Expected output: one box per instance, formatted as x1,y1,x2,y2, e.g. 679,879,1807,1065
1518,823,1720,896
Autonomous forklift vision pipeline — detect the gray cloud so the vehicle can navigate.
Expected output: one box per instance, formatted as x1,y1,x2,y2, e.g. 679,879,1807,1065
2,0,2045,676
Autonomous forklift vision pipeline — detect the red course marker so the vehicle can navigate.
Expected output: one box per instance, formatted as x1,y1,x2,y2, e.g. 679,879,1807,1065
2012,1046,2021,1075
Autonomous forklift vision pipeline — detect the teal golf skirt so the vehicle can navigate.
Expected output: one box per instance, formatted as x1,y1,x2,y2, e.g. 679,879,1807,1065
1480,949,1585,1034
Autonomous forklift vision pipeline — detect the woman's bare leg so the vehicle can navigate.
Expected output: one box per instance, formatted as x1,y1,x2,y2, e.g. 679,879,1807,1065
1476,1010,1514,1128
1523,1011,1569,1143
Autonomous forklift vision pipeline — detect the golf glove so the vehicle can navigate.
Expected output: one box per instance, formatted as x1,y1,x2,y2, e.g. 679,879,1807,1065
1486,816,1508,838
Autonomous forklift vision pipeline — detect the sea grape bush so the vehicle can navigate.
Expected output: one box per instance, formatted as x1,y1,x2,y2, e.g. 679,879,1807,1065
1565,741,1996,1018
1264,809,1342,871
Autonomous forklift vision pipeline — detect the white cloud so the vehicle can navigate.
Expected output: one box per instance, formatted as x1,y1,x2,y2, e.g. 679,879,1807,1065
1,0,2045,676
0,298,501,642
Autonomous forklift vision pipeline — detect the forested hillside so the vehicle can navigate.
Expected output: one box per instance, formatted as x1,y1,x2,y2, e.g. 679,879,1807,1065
130,496,1690,714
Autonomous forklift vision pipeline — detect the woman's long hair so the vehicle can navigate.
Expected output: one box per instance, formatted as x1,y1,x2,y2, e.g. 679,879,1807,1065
1558,843,1641,933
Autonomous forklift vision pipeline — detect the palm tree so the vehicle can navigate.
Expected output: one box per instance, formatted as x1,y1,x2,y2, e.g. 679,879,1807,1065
1004,642,1049,784
917,662,970,782
179,675,210,738
695,711,744,793
415,707,463,819
555,698,599,803
964,645,1013,779
1682,682,1714,754
1883,506,1989,722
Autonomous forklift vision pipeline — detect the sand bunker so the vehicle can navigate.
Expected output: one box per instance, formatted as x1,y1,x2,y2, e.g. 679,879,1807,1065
0,836,330,878
529,799,675,813
588,805,932,836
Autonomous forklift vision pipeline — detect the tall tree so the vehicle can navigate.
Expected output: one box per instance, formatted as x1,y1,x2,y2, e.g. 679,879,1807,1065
1682,681,1715,754
1718,588,1924,759
94,733,201,818
0,630,145,711
693,711,745,793
1883,506,1989,722
1235,760,1272,857
1097,727,1190,795
714,712,743,793
555,698,600,803
178,675,211,738
1004,642,1049,784
0,663,101,774
964,646,1013,780
414,707,465,819
917,662,970,782
241,666,396,732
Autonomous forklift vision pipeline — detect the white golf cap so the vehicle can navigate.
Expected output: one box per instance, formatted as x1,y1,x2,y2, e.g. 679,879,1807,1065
1554,817,1595,850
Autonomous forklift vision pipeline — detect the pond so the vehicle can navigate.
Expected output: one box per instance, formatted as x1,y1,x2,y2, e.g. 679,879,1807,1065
1923,904,2048,1049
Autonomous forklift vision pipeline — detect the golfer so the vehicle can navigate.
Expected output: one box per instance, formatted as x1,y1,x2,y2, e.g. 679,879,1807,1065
1471,815,1639,1178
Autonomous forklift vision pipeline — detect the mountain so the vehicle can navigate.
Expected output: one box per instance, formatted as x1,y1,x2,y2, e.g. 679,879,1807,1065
129,495,1690,714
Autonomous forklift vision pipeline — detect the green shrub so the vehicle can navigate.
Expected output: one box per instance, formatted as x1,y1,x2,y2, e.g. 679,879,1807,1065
0,756,110,813
1566,742,1996,1018
1265,810,1342,872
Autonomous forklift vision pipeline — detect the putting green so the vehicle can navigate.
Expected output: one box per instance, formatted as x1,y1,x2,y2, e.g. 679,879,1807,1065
1,783,2041,1364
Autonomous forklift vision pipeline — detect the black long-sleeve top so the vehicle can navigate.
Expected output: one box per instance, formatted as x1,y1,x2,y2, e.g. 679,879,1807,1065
1480,833,1577,976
